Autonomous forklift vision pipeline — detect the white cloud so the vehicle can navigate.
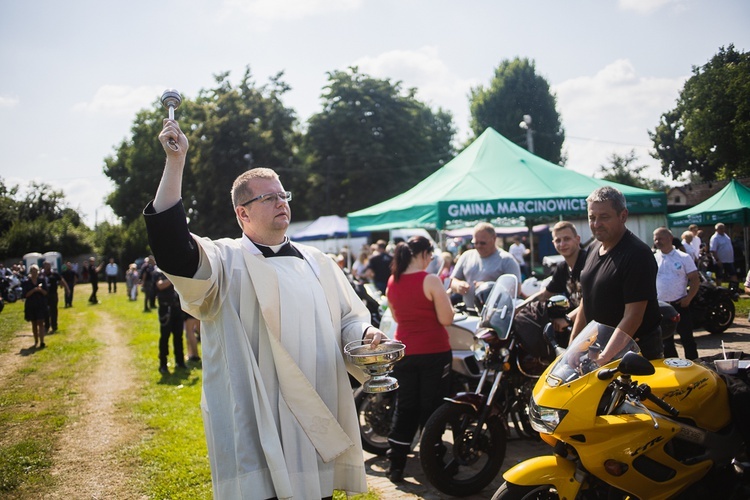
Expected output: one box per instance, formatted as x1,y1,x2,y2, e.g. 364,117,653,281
72,85,163,116
554,59,687,178
353,46,478,140
0,95,20,108
220,0,363,21
618,0,686,14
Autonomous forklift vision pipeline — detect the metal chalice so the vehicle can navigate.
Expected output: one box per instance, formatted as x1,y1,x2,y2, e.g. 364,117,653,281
344,339,405,393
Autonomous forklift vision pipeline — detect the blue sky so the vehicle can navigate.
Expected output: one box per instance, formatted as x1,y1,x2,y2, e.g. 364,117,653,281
1,0,748,225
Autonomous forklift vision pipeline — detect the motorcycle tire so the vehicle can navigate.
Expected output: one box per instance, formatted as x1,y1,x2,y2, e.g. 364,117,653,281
4,290,17,303
419,402,507,497
705,298,735,334
491,482,559,500
354,387,394,456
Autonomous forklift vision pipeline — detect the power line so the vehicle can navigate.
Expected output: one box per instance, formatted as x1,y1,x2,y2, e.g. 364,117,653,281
565,135,652,148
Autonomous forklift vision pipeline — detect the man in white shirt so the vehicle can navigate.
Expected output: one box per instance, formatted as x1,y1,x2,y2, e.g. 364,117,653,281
509,235,530,279
688,224,702,256
105,258,119,293
654,227,700,360
680,231,699,262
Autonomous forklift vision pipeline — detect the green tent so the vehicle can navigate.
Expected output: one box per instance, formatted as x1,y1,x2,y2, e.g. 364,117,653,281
668,179,750,272
347,127,666,231
667,179,750,226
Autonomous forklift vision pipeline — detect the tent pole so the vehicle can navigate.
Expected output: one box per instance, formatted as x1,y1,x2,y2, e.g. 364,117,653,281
745,226,749,280
528,223,534,278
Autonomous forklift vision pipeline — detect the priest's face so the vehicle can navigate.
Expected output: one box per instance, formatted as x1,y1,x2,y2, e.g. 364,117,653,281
236,177,291,244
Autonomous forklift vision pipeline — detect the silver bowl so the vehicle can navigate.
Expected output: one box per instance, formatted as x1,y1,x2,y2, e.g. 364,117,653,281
344,339,405,393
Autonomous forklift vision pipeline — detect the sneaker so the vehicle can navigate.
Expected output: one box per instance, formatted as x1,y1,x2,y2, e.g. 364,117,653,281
159,366,169,375
39,342,46,349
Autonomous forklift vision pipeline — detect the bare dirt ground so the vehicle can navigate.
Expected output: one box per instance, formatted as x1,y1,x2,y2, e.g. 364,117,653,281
1,310,146,499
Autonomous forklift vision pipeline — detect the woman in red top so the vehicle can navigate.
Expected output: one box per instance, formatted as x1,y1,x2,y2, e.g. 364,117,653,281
385,236,454,482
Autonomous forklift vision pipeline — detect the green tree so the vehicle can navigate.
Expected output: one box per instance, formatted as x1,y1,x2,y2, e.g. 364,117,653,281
0,179,93,259
650,45,750,181
598,150,667,191
186,69,301,237
470,58,565,165
303,67,455,217
104,67,300,238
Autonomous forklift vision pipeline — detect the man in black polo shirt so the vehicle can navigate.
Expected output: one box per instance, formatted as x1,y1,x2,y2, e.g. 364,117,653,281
570,186,663,361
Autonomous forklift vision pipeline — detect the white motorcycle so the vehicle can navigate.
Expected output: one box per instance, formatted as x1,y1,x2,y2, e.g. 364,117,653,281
354,303,482,455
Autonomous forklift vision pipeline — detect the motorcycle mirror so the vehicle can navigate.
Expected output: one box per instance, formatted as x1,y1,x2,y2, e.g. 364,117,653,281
597,352,655,380
618,352,656,376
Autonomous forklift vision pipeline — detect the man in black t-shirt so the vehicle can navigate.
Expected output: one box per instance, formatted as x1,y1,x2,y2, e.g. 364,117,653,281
154,267,185,374
61,261,77,308
516,221,586,332
571,186,662,360
364,240,393,294
42,261,69,332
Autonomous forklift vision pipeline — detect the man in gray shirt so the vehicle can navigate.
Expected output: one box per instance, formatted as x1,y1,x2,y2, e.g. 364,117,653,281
450,222,521,310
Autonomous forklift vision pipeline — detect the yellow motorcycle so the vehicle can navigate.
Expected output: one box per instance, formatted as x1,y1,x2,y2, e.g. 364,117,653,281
493,322,750,499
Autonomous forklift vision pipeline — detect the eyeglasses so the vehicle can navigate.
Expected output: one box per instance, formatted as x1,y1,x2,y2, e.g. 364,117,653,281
471,240,490,246
240,191,292,207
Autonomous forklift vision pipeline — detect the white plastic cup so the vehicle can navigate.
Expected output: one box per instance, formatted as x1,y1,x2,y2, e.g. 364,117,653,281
715,358,739,375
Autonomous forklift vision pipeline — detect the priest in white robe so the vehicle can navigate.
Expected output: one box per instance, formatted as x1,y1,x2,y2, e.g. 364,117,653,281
144,118,386,499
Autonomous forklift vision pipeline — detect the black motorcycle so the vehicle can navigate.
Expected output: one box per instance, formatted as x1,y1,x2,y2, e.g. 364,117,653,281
691,271,736,334
419,274,539,497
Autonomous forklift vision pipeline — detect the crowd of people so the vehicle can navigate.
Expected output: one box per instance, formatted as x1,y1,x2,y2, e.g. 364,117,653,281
2,254,202,369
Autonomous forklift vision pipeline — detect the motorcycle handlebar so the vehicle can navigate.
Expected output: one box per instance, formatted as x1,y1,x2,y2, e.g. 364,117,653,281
637,384,679,417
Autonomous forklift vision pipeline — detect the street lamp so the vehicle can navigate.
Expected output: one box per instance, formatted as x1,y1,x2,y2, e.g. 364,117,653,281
519,114,534,154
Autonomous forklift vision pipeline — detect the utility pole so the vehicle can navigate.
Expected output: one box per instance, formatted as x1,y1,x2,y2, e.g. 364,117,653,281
519,114,534,153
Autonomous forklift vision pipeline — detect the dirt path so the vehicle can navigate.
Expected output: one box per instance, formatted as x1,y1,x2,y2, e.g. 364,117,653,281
41,312,145,500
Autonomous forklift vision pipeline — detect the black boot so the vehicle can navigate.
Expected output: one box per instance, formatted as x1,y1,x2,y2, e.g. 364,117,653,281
386,443,409,483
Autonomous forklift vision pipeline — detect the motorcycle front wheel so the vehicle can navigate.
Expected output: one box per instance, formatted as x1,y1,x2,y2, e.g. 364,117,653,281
354,387,394,456
492,482,559,500
419,402,507,497
705,297,735,334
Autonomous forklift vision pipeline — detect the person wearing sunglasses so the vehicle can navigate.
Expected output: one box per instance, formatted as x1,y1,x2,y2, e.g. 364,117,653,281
144,118,386,500
449,222,521,310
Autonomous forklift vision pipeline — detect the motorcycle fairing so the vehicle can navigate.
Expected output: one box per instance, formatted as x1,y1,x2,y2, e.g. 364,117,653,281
502,455,582,498
647,359,731,432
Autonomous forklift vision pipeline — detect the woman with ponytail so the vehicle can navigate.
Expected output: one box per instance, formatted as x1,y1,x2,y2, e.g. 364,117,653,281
384,236,454,482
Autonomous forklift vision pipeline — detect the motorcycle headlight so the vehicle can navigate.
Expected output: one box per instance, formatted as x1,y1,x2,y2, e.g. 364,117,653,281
529,397,568,434
472,339,488,361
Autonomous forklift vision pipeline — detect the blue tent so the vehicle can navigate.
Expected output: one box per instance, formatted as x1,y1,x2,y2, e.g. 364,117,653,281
290,215,369,242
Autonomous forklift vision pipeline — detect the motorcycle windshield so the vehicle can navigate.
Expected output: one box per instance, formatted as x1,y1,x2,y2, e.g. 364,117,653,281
478,274,518,340
547,322,640,384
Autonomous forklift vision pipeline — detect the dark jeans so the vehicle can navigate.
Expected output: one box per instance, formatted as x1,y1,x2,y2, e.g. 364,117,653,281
636,327,664,361
159,303,185,367
388,351,452,452
44,295,59,331
663,301,698,360
64,284,74,307
107,275,117,293
89,281,99,303
144,282,156,311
